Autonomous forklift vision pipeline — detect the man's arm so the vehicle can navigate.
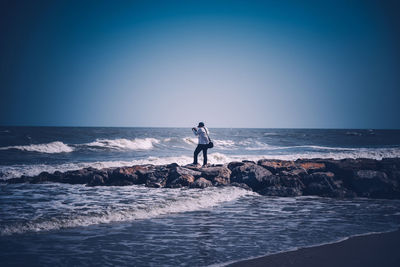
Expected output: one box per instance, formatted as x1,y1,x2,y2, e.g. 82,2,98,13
192,127,198,136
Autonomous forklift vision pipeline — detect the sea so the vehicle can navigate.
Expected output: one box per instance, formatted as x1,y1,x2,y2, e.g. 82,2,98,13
1,127,400,266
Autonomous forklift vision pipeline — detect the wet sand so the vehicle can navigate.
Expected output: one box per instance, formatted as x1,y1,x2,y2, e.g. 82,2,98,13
228,229,400,267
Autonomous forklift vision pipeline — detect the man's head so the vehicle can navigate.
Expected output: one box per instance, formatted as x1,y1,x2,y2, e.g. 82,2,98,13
198,122,205,127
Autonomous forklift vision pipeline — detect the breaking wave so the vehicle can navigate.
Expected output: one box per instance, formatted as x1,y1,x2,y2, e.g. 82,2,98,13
0,141,74,154
83,138,160,150
0,186,254,235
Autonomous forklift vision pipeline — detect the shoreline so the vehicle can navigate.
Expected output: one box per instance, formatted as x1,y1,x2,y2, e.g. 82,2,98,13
227,229,400,267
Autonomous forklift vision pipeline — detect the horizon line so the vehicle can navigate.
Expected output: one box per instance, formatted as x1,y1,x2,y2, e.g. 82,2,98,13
0,125,399,130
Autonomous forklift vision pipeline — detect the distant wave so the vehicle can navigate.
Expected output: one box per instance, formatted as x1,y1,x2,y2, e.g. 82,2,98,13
0,186,253,235
0,141,74,154
1,136,382,155
83,138,160,150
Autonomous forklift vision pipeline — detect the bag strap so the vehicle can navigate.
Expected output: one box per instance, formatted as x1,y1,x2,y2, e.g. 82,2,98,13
204,127,211,142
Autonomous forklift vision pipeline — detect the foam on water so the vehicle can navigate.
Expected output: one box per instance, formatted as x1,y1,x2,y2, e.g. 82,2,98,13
0,186,254,235
83,138,160,150
0,141,74,153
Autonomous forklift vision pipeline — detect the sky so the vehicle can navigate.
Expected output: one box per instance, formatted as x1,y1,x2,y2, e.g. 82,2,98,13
1,0,399,128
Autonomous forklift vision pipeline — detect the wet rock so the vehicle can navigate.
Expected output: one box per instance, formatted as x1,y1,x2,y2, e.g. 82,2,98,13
231,162,277,191
200,166,231,181
212,176,230,186
87,174,106,186
301,172,341,197
166,174,195,188
351,170,399,198
106,167,140,186
227,161,245,171
279,168,308,178
60,168,98,184
230,182,252,191
259,186,302,197
257,159,297,174
145,167,169,188
295,160,326,173
322,158,379,180
5,158,400,200
191,177,212,188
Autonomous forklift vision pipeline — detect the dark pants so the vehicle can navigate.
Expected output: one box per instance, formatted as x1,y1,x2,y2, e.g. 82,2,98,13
193,144,208,166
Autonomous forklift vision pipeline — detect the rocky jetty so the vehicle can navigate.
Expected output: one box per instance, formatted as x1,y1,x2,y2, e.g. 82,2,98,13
4,158,400,199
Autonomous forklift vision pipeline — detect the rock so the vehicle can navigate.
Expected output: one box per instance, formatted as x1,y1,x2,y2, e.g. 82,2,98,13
351,170,399,198
60,168,99,184
170,166,202,179
106,167,140,186
230,182,252,191
257,159,296,174
200,166,231,181
301,172,341,197
212,176,230,186
87,174,105,186
191,177,212,189
322,158,379,180
227,161,245,171
166,166,202,187
4,158,400,200
231,162,277,191
145,167,169,188
259,186,302,197
166,174,195,188
295,160,326,173
280,168,308,178
279,175,305,188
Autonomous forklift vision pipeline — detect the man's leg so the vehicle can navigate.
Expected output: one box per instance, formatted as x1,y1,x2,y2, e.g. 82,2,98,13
193,145,202,164
202,145,208,166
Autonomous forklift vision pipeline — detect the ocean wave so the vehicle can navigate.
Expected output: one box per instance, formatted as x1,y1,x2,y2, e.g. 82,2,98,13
83,138,160,150
0,186,253,235
0,141,74,154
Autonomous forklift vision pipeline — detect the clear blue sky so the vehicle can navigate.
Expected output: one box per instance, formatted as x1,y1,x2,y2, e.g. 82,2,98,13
1,0,399,128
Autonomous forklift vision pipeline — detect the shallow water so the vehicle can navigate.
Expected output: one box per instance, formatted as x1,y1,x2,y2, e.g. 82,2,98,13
1,127,400,266
1,183,400,266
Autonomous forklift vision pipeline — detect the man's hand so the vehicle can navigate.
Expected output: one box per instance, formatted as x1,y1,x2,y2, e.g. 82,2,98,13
192,127,196,131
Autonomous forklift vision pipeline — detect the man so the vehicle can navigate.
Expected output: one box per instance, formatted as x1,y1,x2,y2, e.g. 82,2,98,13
192,122,210,166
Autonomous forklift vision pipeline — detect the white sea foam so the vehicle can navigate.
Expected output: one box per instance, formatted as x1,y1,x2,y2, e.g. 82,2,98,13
83,138,160,150
214,139,235,149
0,141,74,153
0,186,254,235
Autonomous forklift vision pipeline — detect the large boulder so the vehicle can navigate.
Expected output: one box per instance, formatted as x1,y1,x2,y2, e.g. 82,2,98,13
166,174,195,188
259,186,302,197
212,176,230,186
167,166,202,181
257,159,297,174
191,177,212,189
351,170,399,198
231,162,277,191
200,166,231,181
227,161,245,171
104,166,141,186
322,158,379,180
301,172,354,198
295,160,326,173
144,166,169,188
60,168,101,184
